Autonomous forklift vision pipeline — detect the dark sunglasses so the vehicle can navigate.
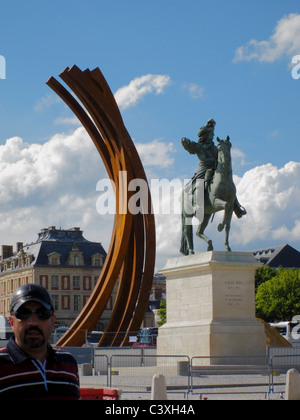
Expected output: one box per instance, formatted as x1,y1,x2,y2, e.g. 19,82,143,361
13,307,53,321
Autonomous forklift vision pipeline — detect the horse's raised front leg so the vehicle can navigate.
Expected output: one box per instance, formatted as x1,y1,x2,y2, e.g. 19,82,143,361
196,214,213,251
213,198,227,232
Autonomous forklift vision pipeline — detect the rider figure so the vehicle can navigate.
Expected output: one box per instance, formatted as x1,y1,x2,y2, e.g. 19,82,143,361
181,119,246,219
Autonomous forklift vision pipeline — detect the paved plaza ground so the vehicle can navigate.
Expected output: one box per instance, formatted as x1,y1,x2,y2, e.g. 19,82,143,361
79,371,286,400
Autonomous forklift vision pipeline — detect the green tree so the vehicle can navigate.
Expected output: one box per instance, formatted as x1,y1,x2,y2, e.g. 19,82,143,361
255,266,277,291
157,300,166,327
255,268,300,322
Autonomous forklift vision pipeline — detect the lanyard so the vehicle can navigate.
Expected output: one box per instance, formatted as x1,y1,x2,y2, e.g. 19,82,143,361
32,359,48,392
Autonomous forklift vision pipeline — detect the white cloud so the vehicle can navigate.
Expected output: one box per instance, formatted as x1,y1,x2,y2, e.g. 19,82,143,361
273,220,300,241
234,13,300,62
231,148,246,166
114,74,171,110
0,128,103,205
182,83,205,99
34,93,61,111
54,116,81,126
135,139,175,168
232,161,300,246
0,127,109,245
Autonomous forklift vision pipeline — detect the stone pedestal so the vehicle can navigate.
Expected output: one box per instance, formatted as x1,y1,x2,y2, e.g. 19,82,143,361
157,252,266,362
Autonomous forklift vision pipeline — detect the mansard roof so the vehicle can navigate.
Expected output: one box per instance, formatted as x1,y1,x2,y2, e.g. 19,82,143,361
252,244,300,268
9,227,106,268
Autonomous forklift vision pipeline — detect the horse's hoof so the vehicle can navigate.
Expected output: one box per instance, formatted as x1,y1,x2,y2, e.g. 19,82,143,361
225,246,232,252
217,223,224,232
207,241,213,251
188,249,195,255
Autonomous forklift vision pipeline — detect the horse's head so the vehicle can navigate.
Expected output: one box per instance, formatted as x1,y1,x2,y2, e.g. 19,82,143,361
216,135,231,148
216,136,232,167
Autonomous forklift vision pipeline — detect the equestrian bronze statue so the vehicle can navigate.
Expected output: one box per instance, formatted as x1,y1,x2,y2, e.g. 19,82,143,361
180,119,246,255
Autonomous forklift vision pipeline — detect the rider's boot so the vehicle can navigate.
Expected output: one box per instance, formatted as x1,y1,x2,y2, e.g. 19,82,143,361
234,199,247,218
204,168,214,191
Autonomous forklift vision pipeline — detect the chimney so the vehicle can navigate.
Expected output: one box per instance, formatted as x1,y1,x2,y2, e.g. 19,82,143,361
16,242,23,252
2,245,13,260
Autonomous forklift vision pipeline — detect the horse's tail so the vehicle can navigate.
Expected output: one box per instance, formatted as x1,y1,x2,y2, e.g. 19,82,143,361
180,196,194,255
180,212,189,255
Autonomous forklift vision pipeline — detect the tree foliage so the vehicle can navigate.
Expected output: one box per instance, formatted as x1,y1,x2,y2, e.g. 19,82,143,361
255,266,277,291
157,300,166,327
255,268,300,322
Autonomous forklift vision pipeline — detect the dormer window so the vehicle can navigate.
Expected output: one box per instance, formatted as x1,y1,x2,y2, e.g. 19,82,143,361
48,252,61,266
67,244,84,267
72,255,80,266
91,253,104,268
94,259,102,267
24,254,34,266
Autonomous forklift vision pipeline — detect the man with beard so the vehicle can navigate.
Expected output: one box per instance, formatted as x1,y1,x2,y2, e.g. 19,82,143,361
0,284,80,399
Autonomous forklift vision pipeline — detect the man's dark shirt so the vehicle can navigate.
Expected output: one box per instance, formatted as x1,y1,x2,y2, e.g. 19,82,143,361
0,337,80,400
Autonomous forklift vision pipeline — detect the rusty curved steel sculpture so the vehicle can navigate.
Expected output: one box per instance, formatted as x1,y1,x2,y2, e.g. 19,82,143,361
46,66,156,347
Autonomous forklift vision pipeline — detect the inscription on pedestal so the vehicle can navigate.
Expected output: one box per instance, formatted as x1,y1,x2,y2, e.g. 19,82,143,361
224,280,243,307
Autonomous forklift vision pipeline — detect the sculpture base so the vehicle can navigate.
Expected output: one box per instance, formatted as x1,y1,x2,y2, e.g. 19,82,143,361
157,252,266,363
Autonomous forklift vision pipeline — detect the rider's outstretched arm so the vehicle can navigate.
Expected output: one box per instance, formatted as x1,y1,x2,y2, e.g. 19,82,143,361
181,137,198,154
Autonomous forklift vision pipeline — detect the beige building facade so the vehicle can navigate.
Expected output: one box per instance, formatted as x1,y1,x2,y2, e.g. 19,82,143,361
0,226,114,330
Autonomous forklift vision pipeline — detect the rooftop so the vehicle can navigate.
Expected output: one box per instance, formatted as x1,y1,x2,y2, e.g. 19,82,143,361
252,244,300,268
0,226,106,268
37,226,89,243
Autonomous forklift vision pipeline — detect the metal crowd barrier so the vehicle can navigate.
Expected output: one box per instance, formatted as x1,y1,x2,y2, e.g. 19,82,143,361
64,347,300,399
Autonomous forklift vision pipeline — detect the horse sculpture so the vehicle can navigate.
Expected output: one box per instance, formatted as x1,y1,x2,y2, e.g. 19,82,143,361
180,136,237,254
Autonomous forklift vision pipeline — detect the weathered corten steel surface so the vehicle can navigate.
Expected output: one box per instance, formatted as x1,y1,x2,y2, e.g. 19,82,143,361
47,66,156,347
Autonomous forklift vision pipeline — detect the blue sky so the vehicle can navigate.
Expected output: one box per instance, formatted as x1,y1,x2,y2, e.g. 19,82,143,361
0,0,300,269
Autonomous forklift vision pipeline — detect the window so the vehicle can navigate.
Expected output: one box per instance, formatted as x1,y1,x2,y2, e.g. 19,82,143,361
83,276,91,290
48,253,61,266
61,295,70,310
73,295,80,311
73,255,80,266
73,276,80,290
67,248,84,267
51,275,59,290
61,276,70,290
40,275,48,289
91,253,104,267
52,295,59,311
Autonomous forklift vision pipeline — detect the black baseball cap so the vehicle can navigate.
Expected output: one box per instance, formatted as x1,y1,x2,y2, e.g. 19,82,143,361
10,284,54,314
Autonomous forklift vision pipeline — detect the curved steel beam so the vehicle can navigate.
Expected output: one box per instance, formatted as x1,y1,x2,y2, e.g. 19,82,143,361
46,66,155,347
